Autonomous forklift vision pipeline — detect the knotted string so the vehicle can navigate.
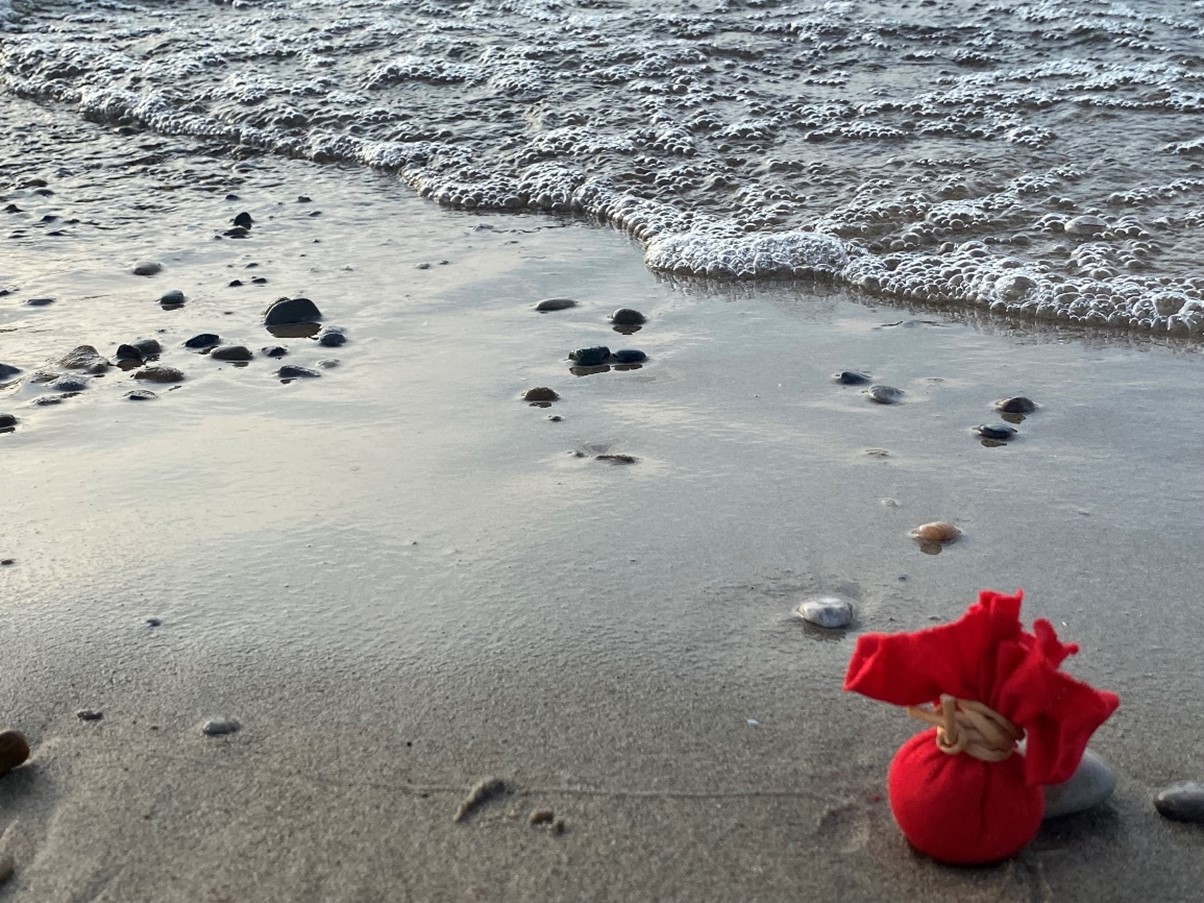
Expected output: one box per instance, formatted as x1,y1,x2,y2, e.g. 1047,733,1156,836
906,694,1023,762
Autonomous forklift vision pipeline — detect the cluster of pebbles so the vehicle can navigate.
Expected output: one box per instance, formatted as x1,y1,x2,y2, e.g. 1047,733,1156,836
0,214,346,432
521,302,650,465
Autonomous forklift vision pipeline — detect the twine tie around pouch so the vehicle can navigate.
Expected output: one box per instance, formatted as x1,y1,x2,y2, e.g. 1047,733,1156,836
906,694,1023,762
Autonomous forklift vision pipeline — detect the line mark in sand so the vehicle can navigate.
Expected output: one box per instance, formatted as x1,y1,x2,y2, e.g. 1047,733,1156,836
453,777,508,823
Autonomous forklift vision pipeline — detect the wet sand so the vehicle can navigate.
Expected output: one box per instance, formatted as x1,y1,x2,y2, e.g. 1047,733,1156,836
2,156,1204,901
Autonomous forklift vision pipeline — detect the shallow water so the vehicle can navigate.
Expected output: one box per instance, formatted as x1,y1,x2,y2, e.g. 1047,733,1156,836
3,0,1204,331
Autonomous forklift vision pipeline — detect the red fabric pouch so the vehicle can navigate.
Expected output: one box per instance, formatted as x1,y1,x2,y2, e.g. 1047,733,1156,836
843,589,1119,864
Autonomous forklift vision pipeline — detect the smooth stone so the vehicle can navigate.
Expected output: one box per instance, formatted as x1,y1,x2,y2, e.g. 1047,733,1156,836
223,227,249,239
976,423,1017,440
612,349,647,363
523,387,559,403
0,413,16,429
115,344,145,363
232,211,253,229
48,376,88,392
867,385,903,404
76,710,103,722
0,729,30,776
261,346,288,358
210,344,254,361
1043,749,1116,818
834,370,871,385
133,338,162,357
277,365,320,380
1155,781,1204,823
0,364,20,381
1065,215,1107,236
159,289,185,305
229,279,244,287
534,298,577,312
318,329,346,348
317,359,339,369
264,296,322,326
133,261,162,276
909,521,961,543
596,454,637,464
569,346,611,366
125,389,157,401
201,718,240,737
59,345,110,373
25,297,54,307
134,366,185,383
610,308,646,325
995,396,1037,414
797,595,853,629
185,333,220,350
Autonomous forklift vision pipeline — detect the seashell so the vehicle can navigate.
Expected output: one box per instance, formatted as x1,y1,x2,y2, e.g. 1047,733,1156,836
909,521,961,543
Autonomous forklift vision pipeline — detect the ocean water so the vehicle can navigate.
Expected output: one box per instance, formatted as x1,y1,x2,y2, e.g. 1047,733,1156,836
2,0,1204,332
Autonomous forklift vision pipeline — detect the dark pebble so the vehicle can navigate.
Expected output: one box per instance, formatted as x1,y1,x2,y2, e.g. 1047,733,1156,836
233,212,254,229
534,298,577,312
48,376,88,392
60,345,110,373
210,345,254,361
201,718,240,737
133,338,162,357
134,366,185,383
995,396,1037,414
975,423,1017,440
318,359,339,369
867,385,903,404
277,365,320,380
223,227,249,239
1155,782,1204,823
261,346,288,358
76,710,103,722
297,195,312,203
597,454,637,464
25,297,55,307
0,729,30,776
264,296,322,326
251,276,268,285
548,415,563,422
569,346,611,366
612,349,647,363
318,329,346,348
523,387,559,403
0,364,20,381
0,413,16,429
115,344,145,363
834,370,871,385
124,388,157,401
159,289,185,305
146,617,162,626
185,333,220,350
610,308,646,326
0,559,13,566
133,261,162,277
229,279,244,287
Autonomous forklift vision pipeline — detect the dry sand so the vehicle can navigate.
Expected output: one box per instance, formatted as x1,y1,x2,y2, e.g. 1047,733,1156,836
2,159,1203,901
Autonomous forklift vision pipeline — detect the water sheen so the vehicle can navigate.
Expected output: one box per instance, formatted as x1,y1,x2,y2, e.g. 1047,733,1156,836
3,0,1204,331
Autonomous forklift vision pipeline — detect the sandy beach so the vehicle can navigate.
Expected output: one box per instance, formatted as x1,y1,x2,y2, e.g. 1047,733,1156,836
1,133,1203,901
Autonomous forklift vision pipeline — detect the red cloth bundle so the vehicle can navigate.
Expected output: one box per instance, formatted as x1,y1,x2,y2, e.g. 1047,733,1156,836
843,589,1119,864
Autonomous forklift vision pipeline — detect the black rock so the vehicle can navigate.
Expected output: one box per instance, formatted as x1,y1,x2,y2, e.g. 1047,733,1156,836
201,718,241,736
233,211,254,229
251,276,268,285
277,365,320,380
132,338,162,357
995,396,1037,414
115,344,145,363
834,370,872,385
125,389,157,401
318,329,346,348
569,346,611,366
1155,782,1204,823
261,346,288,358
223,227,250,239
867,385,903,404
0,364,21,381
297,195,312,203
159,289,185,305
210,344,254,361
185,333,220,350
134,366,185,383
976,424,1017,441
49,376,89,392
612,349,647,364
60,345,110,373
229,279,244,287
534,298,577,312
25,297,55,307
264,297,322,326
596,454,637,464
0,413,16,429
76,710,103,722
610,308,646,326
133,261,162,276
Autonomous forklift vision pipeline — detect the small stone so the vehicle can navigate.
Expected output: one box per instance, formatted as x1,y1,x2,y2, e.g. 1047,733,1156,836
134,366,185,383
0,729,30,777
995,396,1037,414
159,289,185,305
229,279,244,287
867,385,903,404
529,809,555,825
233,212,253,229
909,521,961,543
76,710,103,722
133,338,162,357
48,376,88,392
133,261,162,276
612,349,647,364
534,298,577,312
115,344,145,363
126,388,158,401
797,595,853,629
60,345,110,373
297,195,312,203
185,333,221,350
146,617,162,626
569,346,611,366
317,359,340,369
548,415,563,422
201,718,240,736
277,365,320,381
1043,749,1116,818
318,329,346,348
523,387,559,403
596,454,637,464
610,308,646,325
1065,215,1107,237
833,370,871,385
975,423,1017,441
251,276,268,285
0,364,20,381
0,559,13,566
262,346,288,358
210,344,254,361
1155,781,1204,823
264,296,322,326
0,413,18,429
25,297,55,307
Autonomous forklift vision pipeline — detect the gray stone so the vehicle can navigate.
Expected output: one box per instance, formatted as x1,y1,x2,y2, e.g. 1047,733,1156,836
125,390,157,401
264,297,322,326
534,298,577,312
277,365,320,380
0,363,20,381
210,345,254,361
185,333,220,350
976,423,1017,441
201,718,240,737
115,344,145,363
134,366,185,383
159,289,185,305
995,396,1037,414
610,308,646,325
318,329,346,348
48,376,88,392
612,349,647,364
132,338,162,357
1043,749,1116,818
867,385,903,404
569,346,611,366
1065,215,1107,236
59,345,110,373
1155,781,1204,823
833,370,871,385
797,595,853,629
133,261,162,276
